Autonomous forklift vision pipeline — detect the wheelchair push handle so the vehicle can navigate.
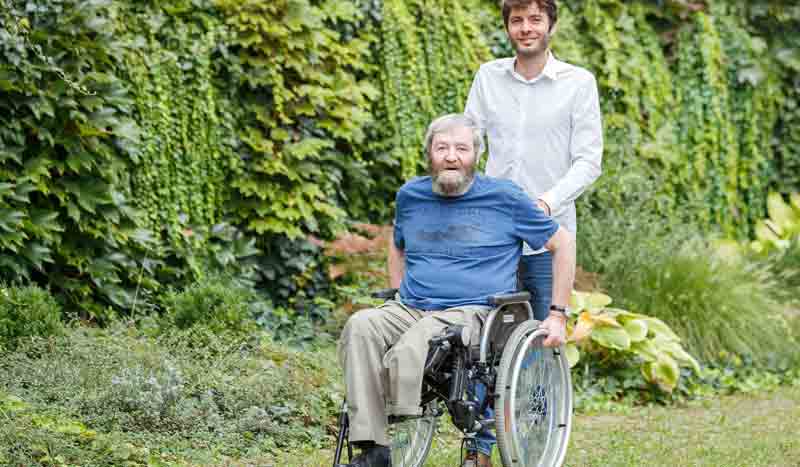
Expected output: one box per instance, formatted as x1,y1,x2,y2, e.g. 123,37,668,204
488,291,531,306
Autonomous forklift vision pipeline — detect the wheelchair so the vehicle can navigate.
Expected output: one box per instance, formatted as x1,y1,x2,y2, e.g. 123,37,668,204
333,290,573,467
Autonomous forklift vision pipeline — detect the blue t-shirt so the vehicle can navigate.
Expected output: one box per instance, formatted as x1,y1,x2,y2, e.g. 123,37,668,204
394,174,559,310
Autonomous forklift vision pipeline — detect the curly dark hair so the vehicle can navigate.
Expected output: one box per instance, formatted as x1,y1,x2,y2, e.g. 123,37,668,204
501,0,558,31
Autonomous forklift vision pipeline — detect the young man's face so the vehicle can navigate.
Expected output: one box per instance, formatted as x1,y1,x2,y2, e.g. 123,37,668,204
429,126,477,196
506,2,553,59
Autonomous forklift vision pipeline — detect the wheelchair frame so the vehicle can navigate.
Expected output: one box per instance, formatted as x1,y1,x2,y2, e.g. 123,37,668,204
333,290,572,467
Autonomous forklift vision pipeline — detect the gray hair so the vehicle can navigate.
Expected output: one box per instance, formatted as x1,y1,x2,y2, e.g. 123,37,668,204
423,114,485,160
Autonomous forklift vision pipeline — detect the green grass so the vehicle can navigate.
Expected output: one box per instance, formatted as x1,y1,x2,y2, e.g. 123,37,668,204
566,386,800,466
277,385,800,467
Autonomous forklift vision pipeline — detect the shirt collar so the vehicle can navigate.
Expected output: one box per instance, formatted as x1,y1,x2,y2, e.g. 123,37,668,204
506,50,561,83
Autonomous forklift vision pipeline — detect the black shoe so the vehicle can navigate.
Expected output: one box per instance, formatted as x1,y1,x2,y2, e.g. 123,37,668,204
348,445,391,467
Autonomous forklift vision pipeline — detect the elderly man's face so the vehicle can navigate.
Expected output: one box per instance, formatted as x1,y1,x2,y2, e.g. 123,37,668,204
429,126,477,196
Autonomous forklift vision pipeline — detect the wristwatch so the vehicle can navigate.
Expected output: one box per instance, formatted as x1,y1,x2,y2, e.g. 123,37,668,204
549,304,569,318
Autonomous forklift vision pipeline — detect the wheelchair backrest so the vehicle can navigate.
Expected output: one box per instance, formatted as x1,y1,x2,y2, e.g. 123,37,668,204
478,301,534,363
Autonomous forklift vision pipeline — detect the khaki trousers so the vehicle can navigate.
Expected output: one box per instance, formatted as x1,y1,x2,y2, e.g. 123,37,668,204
337,300,490,446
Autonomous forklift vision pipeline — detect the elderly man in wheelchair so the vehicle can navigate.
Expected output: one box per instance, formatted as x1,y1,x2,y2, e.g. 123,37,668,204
335,114,576,467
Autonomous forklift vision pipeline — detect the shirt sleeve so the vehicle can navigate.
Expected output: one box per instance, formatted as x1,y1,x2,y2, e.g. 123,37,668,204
511,184,560,251
543,73,603,213
464,69,488,138
393,190,405,250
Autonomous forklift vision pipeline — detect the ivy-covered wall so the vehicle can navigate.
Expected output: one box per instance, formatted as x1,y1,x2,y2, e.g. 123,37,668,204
0,0,145,315
0,0,798,317
378,0,491,179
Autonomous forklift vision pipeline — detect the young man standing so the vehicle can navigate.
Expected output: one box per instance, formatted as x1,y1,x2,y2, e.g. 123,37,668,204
464,0,603,465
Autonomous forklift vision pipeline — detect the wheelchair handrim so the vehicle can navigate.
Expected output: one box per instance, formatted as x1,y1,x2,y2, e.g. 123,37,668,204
508,330,572,467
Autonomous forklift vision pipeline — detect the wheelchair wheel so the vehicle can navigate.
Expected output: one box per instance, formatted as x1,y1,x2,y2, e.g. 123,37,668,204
388,403,437,467
494,321,573,467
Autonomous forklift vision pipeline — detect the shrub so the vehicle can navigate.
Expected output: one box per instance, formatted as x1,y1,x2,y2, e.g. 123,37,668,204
0,284,63,347
106,362,185,427
309,223,393,337
159,276,259,335
579,204,796,366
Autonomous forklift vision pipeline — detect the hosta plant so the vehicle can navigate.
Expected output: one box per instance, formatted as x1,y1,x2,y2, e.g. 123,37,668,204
750,192,800,254
565,291,700,393
716,191,800,306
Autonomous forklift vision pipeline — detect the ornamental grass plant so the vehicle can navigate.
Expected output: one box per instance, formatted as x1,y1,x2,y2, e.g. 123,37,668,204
610,246,796,366
578,207,797,367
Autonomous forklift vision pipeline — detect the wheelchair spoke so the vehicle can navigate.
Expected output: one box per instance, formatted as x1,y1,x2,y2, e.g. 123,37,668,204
512,336,553,464
388,407,437,467
501,327,571,467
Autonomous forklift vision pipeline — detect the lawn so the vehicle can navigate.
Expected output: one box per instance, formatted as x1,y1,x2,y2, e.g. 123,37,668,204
280,385,800,467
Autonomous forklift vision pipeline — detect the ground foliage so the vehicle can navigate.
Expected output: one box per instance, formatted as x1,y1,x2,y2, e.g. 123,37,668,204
578,193,799,368
1,319,797,466
1,0,799,330
0,324,342,466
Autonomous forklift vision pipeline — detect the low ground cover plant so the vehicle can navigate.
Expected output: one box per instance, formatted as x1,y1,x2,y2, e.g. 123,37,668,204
0,322,342,465
1,295,797,465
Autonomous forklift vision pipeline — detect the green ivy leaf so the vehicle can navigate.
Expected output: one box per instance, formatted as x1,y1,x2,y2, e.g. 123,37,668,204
20,242,53,270
0,209,26,233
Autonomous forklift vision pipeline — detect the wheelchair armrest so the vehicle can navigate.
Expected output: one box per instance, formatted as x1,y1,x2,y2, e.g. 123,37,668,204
371,288,399,300
488,291,531,306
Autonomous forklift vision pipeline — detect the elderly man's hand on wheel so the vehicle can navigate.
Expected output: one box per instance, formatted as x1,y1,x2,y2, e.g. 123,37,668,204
541,313,567,348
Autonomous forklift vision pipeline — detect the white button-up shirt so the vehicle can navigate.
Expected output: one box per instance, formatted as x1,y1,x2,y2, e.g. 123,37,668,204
465,52,603,254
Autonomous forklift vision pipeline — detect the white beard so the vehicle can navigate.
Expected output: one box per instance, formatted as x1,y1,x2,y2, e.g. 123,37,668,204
432,169,475,197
